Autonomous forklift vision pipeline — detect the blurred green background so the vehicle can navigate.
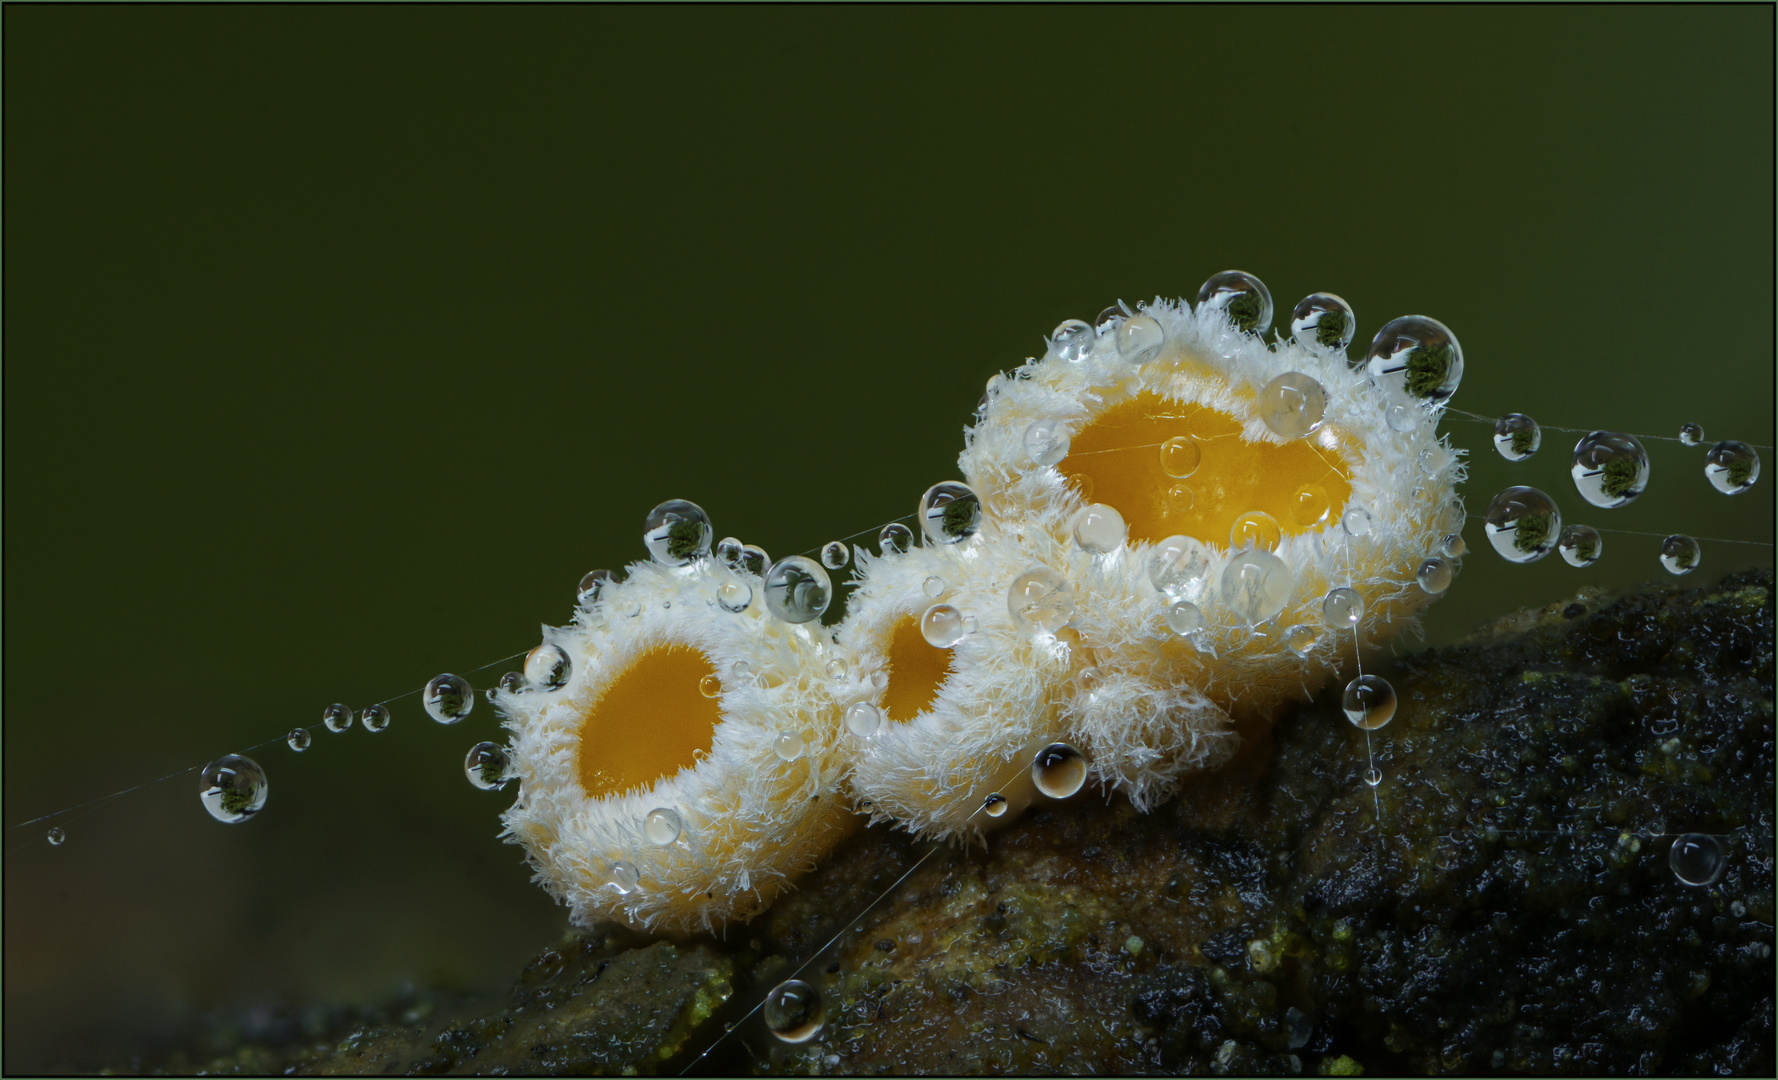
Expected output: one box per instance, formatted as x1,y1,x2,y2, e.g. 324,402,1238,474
5,5,1771,1071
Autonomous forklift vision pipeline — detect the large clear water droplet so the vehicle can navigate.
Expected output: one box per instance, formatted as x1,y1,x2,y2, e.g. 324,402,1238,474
1116,315,1165,363
1660,534,1701,575
1073,504,1127,552
923,575,946,598
1342,675,1397,730
921,604,964,648
1416,556,1455,594
764,556,832,623
286,728,312,752
1049,319,1097,363
878,523,914,556
465,742,512,790
578,569,616,609
1032,743,1088,798
1149,535,1212,601
1341,506,1373,538
820,541,850,570
1290,292,1355,351
698,674,722,698
845,701,883,737
1558,525,1603,567
424,674,475,724
919,482,982,544
1258,373,1327,440
1493,414,1541,461
1025,420,1071,467
1291,483,1331,527
644,807,683,846
1704,441,1761,494
1008,567,1074,634
608,861,640,895
361,704,391,733
1198,270,1273,334
1678,422,1705,447
717,576,753,613
1220,549,1292,624
764,979,825,1044
1364,316,1463,403
1483,486,1561,563
1095,302,1129,333
1159,435,1202,479
643,499,713,567
1669,833,1726,887
1230,511,1283,553
773,732,805,762
498,671,526,695
737,544,770,578
524,644,571,691
199,754,268,824
1166,600,1205,636
1322,587,1364,629
1440,533,1467,558
1570,431,1650,508
322,703,353,734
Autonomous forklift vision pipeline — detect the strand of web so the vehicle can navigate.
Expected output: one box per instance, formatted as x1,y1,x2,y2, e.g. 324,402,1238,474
1344,532,1382,826
1444,406,1774,452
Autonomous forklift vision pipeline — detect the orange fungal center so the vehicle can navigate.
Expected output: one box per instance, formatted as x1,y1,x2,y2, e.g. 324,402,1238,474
882,615,951,722
576,645,720,799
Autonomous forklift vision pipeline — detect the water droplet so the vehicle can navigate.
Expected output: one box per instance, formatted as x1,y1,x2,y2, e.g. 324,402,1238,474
1704,440,1761,495
1570,431,1650,508
1290,483,1331,527
844,701,882,737
199,754,268,824
878,523,914,556
1416,556,1455,594
821,541,849,570
1096,302,1129,333
1383,402,1419,433
1032,742,1087,798
963,616,979,634
524,644,572,691
1073,503,1127,552
1049,319,1097,363
464,742,512,790
47,827,66,846
921,604,965,648
923,575,946,598
1341,506,1373,538
361,704,391,733
608,861,640,894
1149,535,1212,601
322,703,353,734
870,671,888,689
287,727,312,752
1197,270,1273,334
1008,567,1075,634
763,556,832,623
1660,534,1701,576
578,569,616,609
1364,315,1463,403
826,659,847,679
773,731,805,762
498,671,526,695
1168,483,1195,508
1440,533,1467,558
642,499,713,567
698,674,722,698
1322,588,1364,629
1669,833,1726,887
1364,767,1383,788
424,674,475,724
1290,292,1355,351
1230,511,1283,553
1158,435,1202,479
1025,420,1071,467
1558,525,1603,567
982,793,1009,818
1284,624,1321,657
1166,600,1205,636
1258,373,1328,440
1483,486,1562,563
1342,675,1397,730
1115,314,1164,363
644,808,683,846
1678,422,1706,447
718,576,753,613
918,481,982,545
764,979,825,1044
1221,549,1292,624
1492,413,1541,461
736,544,770,578
715,537,744,569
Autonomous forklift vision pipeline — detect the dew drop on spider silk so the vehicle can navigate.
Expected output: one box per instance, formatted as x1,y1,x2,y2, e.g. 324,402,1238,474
1417,556,1455,594
1440,533,1467,558
199,754,268,824
1291,483,1331,527
773,732,805,762
360,704,391,733
1197,270,1274,334
1559,525,1603,568
644,807,683,847
844,701,882,738
1149,535,1212,601
918,481,982,545
424,674,475,724
765,979,825,1044
286,728,312,752
1364,315,1463,403
1704,440,1761,495
1115,314,1164,363
718,576,753,613
608,861,640,895
1678,422,1705,447
1230,511,1283,554
982,793,1009,818
1073,503,1127,553
764,556,832,624
47,827,66,847
1032,742,1088,799
737,544,770,578
821,542,849,570
497,671,526,695
1290,292,1355,351
1048,318,1096,363
1284,624,1320,657
878,523,914,556
1492,413,1541,461
1341,505,1373,538
1008,567,1075,634
525,644,571,691
1570,431,1650,509
1024,419,1071,467
698,674,721,699
322,703,353,734
1259,373,1328,440
1342,675,1397,731
1364,767,1383,788
643,498,713,567
921,604,965,648
715,537,744,570
1166,599,1205,636
464,742,512,791
1158,435,1202,479
578,569,616,609
1669,833,1726,887
1322,588,1363,630
1483,486,1561,564
922,575,946,598
1660,534,1701,576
